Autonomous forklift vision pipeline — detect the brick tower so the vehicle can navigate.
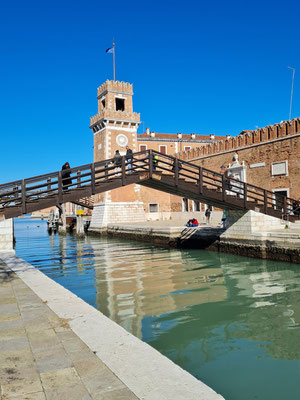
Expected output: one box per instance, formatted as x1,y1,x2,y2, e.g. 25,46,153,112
89,80,145,230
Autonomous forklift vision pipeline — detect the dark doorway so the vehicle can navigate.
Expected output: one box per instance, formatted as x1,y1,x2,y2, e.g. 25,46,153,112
274,190,287,210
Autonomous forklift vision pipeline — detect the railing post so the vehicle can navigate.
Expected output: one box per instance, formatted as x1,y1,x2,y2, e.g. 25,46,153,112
121,156,126,186
77,171,81,188
47,178,51,192
174,158,179,187
243,182,247,209
283,195,287,218
105,162,108,179
222,175,226,202
149,150,153,178
21,180,26,214
199,167,203,194
263,190,268,214
91,164,95,195
58,171,63,204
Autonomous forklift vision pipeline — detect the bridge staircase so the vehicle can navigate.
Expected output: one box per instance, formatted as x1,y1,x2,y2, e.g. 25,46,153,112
0,150,298,222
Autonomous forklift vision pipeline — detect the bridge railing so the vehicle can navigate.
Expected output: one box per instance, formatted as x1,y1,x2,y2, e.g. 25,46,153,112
0,149,298,220
150,150,296,219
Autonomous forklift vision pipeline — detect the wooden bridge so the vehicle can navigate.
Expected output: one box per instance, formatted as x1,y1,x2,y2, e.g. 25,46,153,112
0,150,298,221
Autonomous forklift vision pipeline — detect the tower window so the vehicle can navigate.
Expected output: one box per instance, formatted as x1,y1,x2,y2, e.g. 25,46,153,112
101,99,105,108
116,98,125,111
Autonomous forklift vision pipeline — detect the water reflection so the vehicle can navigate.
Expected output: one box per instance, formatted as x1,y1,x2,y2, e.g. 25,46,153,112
14,218,300,400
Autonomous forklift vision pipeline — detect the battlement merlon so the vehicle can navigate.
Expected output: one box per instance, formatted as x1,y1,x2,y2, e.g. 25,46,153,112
90,110,141,128
97,80,133,98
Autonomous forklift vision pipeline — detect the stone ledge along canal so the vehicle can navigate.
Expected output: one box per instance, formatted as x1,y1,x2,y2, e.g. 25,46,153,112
14,218,300,400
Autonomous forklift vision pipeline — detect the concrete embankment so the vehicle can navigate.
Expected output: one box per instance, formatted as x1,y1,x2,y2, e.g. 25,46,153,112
105,223,225,249
90,219,300,264
0,252,224,400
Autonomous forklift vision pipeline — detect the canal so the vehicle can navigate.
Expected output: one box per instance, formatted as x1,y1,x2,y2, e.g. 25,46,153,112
14,218,300,400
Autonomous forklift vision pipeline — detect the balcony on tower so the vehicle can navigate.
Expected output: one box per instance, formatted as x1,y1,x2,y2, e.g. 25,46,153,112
90,80,140,133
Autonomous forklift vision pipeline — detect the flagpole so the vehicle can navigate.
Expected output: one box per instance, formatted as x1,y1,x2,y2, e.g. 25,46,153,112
288,66,295,121
113,41,115,81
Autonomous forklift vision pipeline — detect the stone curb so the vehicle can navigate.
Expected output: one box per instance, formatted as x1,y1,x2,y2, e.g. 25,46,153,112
0,252,225,400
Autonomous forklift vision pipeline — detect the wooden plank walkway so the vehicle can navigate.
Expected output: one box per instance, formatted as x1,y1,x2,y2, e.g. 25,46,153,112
0,150,297,221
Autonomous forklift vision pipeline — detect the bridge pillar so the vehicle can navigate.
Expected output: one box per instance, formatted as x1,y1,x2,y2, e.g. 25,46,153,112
58,204,67,235
89,202,146,233
0,216,14,252
222,209,284,238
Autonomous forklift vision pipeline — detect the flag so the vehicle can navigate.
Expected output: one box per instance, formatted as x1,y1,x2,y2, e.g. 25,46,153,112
106,47,113,54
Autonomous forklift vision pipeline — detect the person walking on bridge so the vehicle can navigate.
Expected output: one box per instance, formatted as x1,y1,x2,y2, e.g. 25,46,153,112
61,162,72,191
126,146,133,173
114,150,122,175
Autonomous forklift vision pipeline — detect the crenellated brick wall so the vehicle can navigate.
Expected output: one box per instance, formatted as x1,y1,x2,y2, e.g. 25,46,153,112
177,118,300,161
97,80,133,97
176,117,300,200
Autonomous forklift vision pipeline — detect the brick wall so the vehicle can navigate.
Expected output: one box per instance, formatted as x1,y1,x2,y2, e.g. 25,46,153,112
180,118,300,199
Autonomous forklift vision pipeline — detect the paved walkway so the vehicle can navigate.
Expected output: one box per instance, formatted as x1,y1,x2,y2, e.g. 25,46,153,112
0,260,138,400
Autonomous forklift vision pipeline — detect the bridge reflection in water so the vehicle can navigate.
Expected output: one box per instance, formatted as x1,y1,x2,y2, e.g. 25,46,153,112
14,218,300,400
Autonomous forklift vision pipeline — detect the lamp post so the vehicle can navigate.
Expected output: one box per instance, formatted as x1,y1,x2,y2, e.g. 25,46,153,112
288,66,295,121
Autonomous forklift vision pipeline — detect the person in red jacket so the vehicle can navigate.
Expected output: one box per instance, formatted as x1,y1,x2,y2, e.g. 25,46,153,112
186,218,198,227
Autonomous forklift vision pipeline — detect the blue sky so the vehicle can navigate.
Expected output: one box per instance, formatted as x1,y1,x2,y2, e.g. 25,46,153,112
0,0,299,182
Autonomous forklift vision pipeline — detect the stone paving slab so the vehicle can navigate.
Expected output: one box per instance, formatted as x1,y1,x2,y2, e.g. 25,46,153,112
0,261,139,400
0,254,225,400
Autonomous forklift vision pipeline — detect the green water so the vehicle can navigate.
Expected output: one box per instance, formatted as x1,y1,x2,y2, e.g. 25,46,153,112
14,218,300,399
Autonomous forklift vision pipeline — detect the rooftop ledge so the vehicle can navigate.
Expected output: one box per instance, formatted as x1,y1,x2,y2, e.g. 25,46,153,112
90,110,141,126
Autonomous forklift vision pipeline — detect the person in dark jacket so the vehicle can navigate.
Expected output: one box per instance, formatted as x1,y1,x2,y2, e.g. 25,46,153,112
114,150,122,175
126,146,133,172
61,162,72,191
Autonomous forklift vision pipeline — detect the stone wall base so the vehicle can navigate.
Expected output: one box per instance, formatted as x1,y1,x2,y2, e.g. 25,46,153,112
89,202,146,231
209,236,300,263
0,218,14,252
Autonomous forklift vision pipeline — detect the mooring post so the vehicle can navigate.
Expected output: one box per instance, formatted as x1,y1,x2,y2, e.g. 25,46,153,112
76,210,85,237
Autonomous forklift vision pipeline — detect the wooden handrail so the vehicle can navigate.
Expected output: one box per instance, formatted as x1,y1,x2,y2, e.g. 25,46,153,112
0,149,299,222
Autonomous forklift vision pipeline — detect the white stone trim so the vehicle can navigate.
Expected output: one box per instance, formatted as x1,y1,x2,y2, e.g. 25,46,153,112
250,162,265,168
95,126,138,134
271,161,288,177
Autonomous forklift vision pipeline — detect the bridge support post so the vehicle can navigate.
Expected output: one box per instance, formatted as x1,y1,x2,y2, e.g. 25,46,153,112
0,216,14,252
58,204,67,235
222,209,284,239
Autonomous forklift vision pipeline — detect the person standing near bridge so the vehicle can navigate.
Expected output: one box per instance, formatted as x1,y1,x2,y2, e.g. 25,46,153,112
61,162,72,191
205,206,212,225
